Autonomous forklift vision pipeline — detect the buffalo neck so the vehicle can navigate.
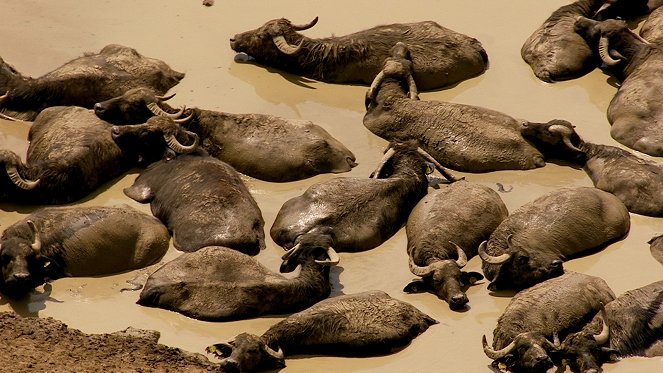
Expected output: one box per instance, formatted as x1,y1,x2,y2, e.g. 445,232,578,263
368,79,409,112
613,39,654,81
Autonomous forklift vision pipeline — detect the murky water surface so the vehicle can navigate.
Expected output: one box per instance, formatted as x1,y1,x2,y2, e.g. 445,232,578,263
1,1,663,372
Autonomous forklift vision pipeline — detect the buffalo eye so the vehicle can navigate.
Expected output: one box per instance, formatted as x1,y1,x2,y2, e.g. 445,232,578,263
516,255,529,265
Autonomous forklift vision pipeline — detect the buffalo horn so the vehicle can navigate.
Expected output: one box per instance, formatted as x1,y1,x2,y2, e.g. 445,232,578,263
449,241,468,268
366,71,386,105
26,220,42,252
547,124,582,152
482,335,517,360
0,91,7,103
6,164,39,190
593,306,610,345
416,147,459,182
155,93,176,101
173,111,194,124
370,146,396,179
408,256,435,277
164,131,199,154
272,35,303,55
264,344,284,360
598,37,621,66
291,17,318,31
147,102,185,119
478,240,511,265
281,243,302,260
314,246,340,266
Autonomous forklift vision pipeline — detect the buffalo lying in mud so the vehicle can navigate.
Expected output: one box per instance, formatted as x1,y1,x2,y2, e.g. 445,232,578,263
94,87,357,182
559,280,663,373
270,140,459,254
363,42,585,173
479,187,630,291
0,205,169,299
521,0,606,82
206,290,437,372
640,5,663,44
138,238,339,321
574,17,663,157
229,17,488,90
123,152,265,255
483,272,616,373
0,107,195,205
404,180,508,309
0,44,184,121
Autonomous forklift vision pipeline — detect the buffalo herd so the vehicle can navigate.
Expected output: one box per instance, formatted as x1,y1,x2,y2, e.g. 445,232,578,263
2,1,663,372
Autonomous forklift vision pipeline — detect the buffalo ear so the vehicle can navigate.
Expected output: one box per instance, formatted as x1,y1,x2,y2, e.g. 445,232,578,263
403,280,428,293
601,347,620,362
461,271,484,286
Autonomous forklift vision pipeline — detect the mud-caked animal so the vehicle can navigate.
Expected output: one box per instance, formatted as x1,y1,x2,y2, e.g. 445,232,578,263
364,43,586,173
94,87,357,182
479,187,630,291
649,234,663,266
229,17,488,90
404,180,508,309
138,233,339,321
640,5,663,44
0,205,169,298
559,280,663,373
0,107,195,205
0,44,184,121
270,140,459,254
124,152,265,255
206,290,437,372
483,272,616,373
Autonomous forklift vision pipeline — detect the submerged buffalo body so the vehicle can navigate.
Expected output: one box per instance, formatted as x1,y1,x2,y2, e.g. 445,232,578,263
364,43,585,173
479,187,630,291
0,205,169,298
230,18,488,90
138,238,339,321
0,44,184,121
521,0,606,82
484,272,615,373
124,153,265,255
560,280,663,373
207,290,437,372
404,180,508,309
640,6,663,44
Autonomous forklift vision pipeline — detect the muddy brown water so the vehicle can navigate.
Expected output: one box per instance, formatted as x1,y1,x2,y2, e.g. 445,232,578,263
1,1,663,372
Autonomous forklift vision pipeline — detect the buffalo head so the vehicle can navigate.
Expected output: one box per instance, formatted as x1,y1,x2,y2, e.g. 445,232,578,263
365,42,419,109
483,332,560,373
94,87,188,125
479,237,564,291
520,119,587,166
279,226,340,273
0,149,39,192
405,242,483,310
230,17,318,61
207,332,285,373
558,308,618,373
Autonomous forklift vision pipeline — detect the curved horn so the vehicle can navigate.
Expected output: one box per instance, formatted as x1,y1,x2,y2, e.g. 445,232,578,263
164,131,199,154
0,91,7,103
272,35,303,55
26,220,41,252
155,93,176,101
408,256,435,277
548,124,582,152
281,243,302,261
593,306,610,345
366,71,386,105
598,36,621,66
483,335,517,360
264,344,284,360
147,102,185,119
449,241,468,268
478,240,512,265
291,17,318,31
416,147,459,182
6,164,39,190
371,146,396,179
173,111,194,124
314,246,340,266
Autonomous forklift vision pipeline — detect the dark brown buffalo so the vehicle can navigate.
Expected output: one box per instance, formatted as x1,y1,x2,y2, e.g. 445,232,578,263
594,0,663,20
230,17,488,90
640,5,663,44
0,44,184,121
206,290,437,372
124,152,265,255
0,205,169,298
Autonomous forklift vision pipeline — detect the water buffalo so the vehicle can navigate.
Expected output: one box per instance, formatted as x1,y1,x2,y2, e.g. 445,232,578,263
483,272,616,373
574,17,663,157
404,180,508,309
0,205,170,299
649,235,663,266
640,5,663,44
229,17,488,90
559,280,663,373
0,107,195,205
123,152,265,255
94,87,358,182
363,42,585,173
594,0,663,20
479,187,630,291
270,140,458,254
0,44,184,121
206,290,437,372
137,235,339,321
521,0,606,82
